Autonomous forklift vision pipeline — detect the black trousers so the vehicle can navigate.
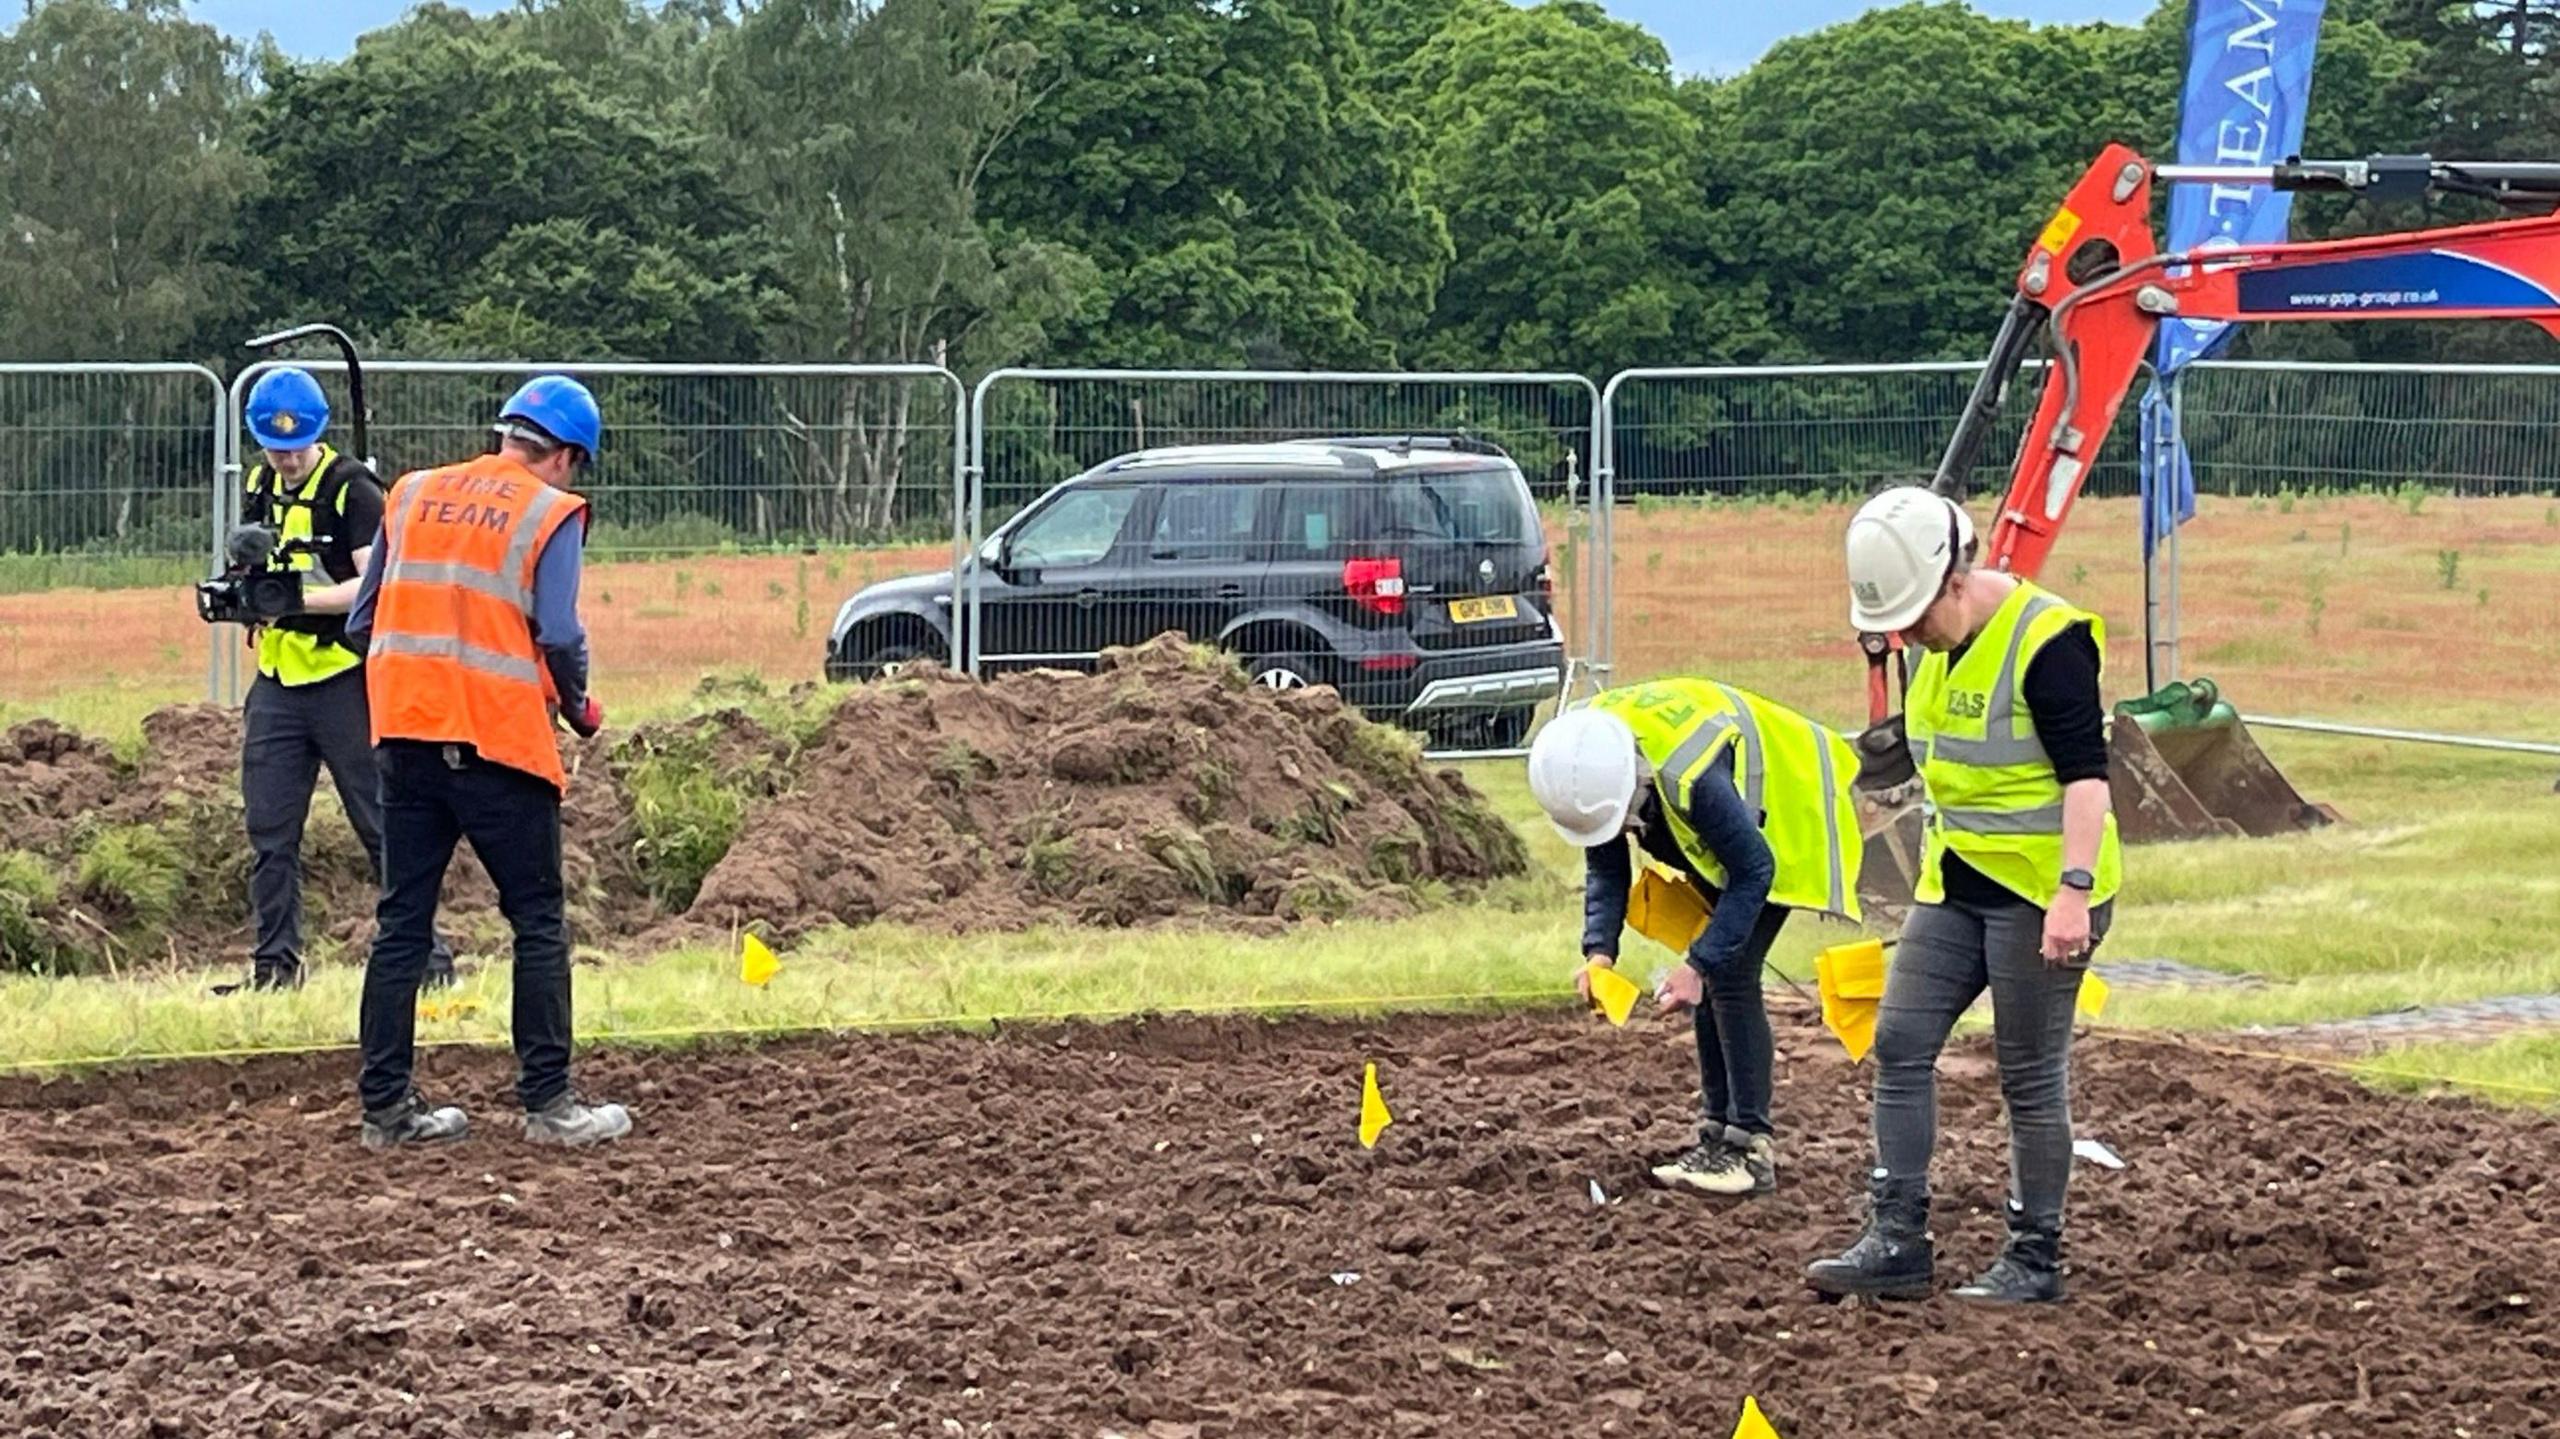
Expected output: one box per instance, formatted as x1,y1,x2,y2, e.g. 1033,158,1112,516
241,670,451,977
358,740,573,1114
1692,905,1790,1141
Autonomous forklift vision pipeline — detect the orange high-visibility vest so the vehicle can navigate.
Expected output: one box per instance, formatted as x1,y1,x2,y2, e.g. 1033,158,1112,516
366,455,588,792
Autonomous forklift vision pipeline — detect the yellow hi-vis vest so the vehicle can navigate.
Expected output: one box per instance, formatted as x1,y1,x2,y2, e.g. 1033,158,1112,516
1905,579,2124,909
1591,679,1863,923
250,445,364,687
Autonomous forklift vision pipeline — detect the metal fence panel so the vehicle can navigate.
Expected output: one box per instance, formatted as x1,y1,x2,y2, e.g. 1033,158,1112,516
223,360,965,706
0,364,226,720
954,370,1601,756
1597,358,2560,752
15,352,2555,758
1596,364,2064,727
2173,359,2560,747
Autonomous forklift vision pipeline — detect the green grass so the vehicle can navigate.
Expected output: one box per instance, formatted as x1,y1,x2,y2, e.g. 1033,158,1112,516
0,553,203,595
2356,1035,2560,1103
0,678,203,746
73,825,186,925
0,886,1582,1072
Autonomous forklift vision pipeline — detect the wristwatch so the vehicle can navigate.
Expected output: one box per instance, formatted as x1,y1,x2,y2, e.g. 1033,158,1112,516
2058,867,2096,894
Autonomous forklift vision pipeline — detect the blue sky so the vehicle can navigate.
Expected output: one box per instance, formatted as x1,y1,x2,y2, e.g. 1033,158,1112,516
183,1,2158,75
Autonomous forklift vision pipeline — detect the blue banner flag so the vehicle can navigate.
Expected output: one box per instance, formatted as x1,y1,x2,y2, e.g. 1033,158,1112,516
2139,0,2327,559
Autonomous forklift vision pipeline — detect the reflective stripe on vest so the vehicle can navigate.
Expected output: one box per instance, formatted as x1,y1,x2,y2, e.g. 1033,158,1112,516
1906,580,2123,908
366,459,585,791
1809,707,1849,917
1904,591,2059,774
1591,679,1863,923
252,446,364,686
378,558,534,612
369,630,545,684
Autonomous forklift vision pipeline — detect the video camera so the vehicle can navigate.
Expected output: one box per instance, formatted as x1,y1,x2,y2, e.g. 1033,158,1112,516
194,523,316,626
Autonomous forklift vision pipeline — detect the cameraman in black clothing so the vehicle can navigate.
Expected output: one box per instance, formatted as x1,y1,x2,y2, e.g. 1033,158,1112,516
219,367,451,994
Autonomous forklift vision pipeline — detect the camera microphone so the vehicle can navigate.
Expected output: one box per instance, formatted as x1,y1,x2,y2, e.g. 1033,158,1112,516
226,523,278,570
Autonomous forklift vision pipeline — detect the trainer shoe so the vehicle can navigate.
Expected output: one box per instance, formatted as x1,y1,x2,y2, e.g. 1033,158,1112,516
1652,1128,1774,1196
523,1094,633,1148
360,1091,469,1149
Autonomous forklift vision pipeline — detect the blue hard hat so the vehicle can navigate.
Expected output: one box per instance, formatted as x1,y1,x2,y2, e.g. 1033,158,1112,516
245,367,330,450
496,374,602,459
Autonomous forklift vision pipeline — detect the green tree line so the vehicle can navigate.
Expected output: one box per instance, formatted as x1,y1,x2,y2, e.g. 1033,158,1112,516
4,0,2558,554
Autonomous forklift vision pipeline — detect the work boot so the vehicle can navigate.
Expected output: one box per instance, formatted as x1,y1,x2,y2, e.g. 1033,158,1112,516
523,1094,633,1148
1951,1203,2066,1305
1805,1169,1934,1300
360,1091,469,1149
1652,1126,1775,1196
209,962,304,997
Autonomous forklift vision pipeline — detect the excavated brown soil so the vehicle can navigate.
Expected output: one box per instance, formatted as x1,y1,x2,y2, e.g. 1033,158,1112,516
0,1007,2551,1437
684,640,1526,944
0,638,1525,973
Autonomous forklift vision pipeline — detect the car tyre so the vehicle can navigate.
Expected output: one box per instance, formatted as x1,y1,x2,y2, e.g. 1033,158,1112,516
1482,705,1535,750
1244,653,1324,693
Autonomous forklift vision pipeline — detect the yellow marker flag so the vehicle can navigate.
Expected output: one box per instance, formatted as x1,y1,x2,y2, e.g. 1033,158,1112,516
1815,939,1887,1063
1732,1395,1782,1439
1586,962,1641,1027
1627,864,1711,955
741,932,781,987
2077,969,2110,1020
1358,1061,1393,1149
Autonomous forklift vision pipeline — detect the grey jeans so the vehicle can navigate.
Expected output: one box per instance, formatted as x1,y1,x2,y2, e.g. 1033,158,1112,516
1870,895,2111,1232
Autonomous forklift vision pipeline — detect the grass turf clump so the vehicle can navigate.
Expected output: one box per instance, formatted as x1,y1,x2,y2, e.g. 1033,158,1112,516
74,824,185,925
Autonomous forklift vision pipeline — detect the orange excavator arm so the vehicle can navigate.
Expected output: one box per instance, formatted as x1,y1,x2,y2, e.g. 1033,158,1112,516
1864,145,2560,725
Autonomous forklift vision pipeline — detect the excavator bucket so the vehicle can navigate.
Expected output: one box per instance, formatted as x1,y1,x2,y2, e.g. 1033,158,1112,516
1850,721,1927,931
2107,678,2343,842
1846,676,2341,922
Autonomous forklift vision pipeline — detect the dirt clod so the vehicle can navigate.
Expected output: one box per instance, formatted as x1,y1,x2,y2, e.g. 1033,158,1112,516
8,1011,2547,1436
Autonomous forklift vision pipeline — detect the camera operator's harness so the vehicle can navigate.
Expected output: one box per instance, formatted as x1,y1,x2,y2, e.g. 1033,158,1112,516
200,446,369,683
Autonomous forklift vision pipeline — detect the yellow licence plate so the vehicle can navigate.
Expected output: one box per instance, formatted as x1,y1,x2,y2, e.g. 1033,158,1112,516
1449,596,1519,624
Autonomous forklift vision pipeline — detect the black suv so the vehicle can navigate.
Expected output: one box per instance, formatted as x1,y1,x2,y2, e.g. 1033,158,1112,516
824,436,1567,746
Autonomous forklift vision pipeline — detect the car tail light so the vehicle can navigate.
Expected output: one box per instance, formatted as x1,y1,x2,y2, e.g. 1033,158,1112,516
1535,562,1554,597
1343,556,1406,616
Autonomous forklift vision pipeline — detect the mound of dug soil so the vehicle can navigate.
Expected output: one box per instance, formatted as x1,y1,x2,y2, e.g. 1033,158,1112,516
0,702,660,974
2,707,284,973
0,637,1526,973
686,635,1528,941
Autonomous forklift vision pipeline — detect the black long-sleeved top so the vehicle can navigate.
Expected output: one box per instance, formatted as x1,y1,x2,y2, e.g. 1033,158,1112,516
1581,748,1776,974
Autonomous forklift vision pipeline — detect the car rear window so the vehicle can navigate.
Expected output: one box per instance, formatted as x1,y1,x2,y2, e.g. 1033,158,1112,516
1276,482,1360,557
1379,468,1536,545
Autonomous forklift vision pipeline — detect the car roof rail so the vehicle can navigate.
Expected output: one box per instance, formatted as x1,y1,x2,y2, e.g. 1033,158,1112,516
1308,433,1513,459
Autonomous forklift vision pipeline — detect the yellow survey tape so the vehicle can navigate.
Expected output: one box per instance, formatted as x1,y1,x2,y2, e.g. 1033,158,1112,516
0,988,1571,1076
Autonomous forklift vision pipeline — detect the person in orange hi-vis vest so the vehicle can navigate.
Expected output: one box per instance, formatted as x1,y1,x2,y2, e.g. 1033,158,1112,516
343,375,631,1150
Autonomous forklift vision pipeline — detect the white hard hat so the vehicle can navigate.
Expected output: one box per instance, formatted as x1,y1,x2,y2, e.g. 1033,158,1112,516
1845,486,1976,632
1526,707,1645,848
